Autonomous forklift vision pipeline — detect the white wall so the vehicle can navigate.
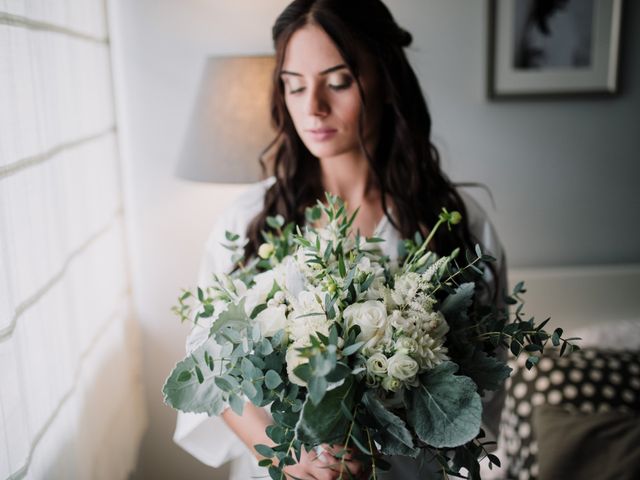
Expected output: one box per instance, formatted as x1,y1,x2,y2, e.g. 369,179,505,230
106,1,640,479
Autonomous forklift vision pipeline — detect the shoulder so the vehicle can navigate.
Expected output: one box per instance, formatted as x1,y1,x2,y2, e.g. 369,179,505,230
209,176,275,240
230,176,276,218
457,188,509,301
199,177,274,276
457,188,504,261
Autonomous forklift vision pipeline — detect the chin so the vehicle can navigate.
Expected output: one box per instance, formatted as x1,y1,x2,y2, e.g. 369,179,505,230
304,142,354,160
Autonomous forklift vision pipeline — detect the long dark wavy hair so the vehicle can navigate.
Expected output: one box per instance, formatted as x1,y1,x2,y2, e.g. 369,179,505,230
244,0,497,298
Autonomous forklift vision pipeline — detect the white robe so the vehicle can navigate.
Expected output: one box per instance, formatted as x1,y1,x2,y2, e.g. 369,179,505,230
173,177,508,479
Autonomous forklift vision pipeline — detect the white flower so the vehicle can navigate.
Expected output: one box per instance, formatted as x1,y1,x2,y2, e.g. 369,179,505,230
267,290,286,307
393,272,421,305
244,270,277,315
288,290,331,342
286,340,309,386
420,311,449,339
395,336,418,356
389,310,413,332
423,256,450,283
255,304,287,337
387,353,419,381
258,243,275,259
416,334,449,370
365,352,388,376
363,275,386,302
343,300,388,349
381,376,402,392
277,256,307,299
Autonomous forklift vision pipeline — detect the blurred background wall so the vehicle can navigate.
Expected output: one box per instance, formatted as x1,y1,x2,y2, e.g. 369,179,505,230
105,1,639,479
1,0,635,479
0,0,146,478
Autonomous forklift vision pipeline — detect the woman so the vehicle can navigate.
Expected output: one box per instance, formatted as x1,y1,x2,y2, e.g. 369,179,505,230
174,0,507,478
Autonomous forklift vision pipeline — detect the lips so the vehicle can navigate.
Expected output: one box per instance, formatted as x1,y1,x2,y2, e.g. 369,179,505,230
307,127,337,141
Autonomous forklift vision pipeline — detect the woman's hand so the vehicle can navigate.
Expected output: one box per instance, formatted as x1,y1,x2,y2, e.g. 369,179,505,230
282,444,369,480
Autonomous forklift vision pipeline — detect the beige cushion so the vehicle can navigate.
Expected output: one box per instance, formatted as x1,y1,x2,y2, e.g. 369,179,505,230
533,405,640,480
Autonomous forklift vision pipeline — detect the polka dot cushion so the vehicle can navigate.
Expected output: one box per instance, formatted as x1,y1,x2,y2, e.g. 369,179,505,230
498,348,640,479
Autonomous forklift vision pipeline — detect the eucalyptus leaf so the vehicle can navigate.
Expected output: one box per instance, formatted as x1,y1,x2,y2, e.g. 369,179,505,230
259,338,274,356
405,361,481,448
255,444,275,458
242,379,258,399
295,377,356,444
265,370,283,390
362,391,419,457
241,357,259,380
342,341,364,357
229,392,245,415
308,376,328,405
457,349,511,394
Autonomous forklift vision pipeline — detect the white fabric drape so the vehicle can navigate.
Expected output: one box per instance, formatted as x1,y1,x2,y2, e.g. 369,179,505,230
0,1,146,478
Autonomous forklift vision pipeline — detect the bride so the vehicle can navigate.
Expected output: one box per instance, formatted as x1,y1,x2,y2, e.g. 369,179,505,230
174,0,507,478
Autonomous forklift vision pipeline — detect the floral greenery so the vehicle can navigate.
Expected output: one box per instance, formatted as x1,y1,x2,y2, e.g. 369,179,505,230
164,194,579,479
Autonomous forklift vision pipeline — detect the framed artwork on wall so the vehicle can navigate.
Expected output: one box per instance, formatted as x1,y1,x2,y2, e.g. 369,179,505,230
488,0,623,99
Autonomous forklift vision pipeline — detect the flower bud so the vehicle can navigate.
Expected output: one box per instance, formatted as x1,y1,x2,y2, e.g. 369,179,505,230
258,243,275,259
449,211,462,225
382,376,402,392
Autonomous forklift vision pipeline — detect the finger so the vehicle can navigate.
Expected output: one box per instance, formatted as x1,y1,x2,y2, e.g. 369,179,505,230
284,467,319,480
321,459,362,477
311,446,332,465
321,444,354,462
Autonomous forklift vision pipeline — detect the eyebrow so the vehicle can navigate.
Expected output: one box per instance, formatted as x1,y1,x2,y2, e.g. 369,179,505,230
280,64,348,77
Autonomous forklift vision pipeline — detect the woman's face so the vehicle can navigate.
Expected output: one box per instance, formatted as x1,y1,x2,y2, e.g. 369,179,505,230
280,23,384,161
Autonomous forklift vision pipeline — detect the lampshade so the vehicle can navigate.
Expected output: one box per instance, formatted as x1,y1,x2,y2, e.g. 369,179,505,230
175,55,276,183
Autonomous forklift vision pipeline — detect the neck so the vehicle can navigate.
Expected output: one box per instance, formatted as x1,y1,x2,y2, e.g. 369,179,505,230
318,151,377,208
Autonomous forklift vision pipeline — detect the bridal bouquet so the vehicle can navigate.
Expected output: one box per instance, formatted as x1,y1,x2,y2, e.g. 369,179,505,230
163,194,578,479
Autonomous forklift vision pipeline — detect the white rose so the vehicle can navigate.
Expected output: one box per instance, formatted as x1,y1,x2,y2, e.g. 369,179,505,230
255,304,287,338
366,352,388,376
343,301,388,347
286,341,309,386
387,353,419,381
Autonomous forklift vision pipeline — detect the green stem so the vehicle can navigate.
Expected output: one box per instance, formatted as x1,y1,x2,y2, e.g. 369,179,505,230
429,257,482,296
279,433,297,480
365,427,377,480
339,416,357,480
405,217,446,268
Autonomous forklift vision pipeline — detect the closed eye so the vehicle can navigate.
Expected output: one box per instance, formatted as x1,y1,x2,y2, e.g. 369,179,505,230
329,75,353,91
329,82,351,91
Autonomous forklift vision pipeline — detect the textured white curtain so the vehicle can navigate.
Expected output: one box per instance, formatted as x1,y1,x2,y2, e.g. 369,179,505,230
0,1,147,479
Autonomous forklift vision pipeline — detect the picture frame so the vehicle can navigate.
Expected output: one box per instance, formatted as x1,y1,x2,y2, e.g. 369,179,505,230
487,0,623,99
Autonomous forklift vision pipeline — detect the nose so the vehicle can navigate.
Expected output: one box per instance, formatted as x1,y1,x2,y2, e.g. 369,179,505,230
305,84,329,117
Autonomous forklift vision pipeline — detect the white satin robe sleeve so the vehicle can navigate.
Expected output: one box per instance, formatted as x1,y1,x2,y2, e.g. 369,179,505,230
172,212,249,468
172,179,274,471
